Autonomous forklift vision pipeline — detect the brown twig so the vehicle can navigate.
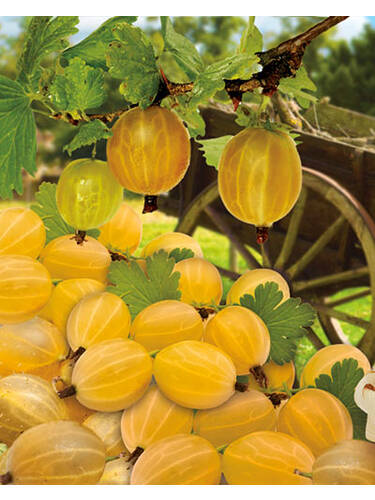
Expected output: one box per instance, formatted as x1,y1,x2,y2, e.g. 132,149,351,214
52,109,127,126
225,16,348,103
51,16,348,125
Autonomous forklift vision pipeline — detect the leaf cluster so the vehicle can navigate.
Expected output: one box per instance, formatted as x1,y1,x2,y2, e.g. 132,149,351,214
0,15,317,199
107,250,182,318
239,282,316,364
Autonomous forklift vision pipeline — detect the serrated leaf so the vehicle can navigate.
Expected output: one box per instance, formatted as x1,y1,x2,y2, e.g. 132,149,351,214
315,359,367,440
169,247,194,263
50,57,106,113
107,250,181,318
31,182,100,243
62,17,137,69
240,282,316,364
17,16,79,89
63,120,112,156
239,17,263,55
163,95,205,138
0,75,36,199
278,66,317,108
106,24,160,109
160,16,204,81
197,136,233,170
190,53,259,108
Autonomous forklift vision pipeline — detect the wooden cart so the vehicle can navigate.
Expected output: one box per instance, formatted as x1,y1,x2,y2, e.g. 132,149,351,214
158,103,375,363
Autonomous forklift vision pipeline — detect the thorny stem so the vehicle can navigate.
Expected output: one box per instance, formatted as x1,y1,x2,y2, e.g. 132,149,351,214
49,17,348,125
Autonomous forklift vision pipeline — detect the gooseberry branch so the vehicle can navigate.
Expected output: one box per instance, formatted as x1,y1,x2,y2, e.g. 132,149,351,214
51,16,348,126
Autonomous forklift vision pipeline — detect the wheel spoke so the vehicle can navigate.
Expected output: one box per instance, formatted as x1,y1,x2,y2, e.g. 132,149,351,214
287,215,346,279
261,242,272,268
176,181,219,234
216,265,241,281
229,244,239,272
326,289,371,308
293,266,369,293
317,311,350,344
204,205,260,269
310,302,370,329
305,326,326,350
274,187,308,270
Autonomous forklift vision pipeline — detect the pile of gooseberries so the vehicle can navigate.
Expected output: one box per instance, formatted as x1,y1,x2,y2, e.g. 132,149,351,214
0,108,373,486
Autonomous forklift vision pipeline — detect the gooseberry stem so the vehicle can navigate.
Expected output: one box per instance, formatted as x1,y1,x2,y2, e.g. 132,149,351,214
235,381,248,392
294,469,313,479
256,227,269,245
69,346,86,361
216,444,228,454
250,366,268,388
142,195,158,213
57,385,77,399
266,392,289,407
127,446,144,464
0,472,12,485
71,230,87,245
195,306,216,319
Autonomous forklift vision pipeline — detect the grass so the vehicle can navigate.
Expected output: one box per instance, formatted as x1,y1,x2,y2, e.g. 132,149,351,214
3,197,371,377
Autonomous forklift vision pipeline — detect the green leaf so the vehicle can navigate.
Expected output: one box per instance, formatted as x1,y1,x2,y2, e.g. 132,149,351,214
107,250,181,318
31,182,100,243
63,120,112,156
163,95,205,138
315,359,367,440
0,75,36,199
197,136,233,170
240,282,316,364
0,443,6,456
235,105,259,128
106,24,160,109
169,247,194,263
62,17,137,69
239,17,263,55
17,16,79,89
50,57,106,113
160,16,204,81
278,66,317,108
190,53,259,108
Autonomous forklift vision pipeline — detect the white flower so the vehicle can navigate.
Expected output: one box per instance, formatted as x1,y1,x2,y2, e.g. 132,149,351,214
354,371,375,442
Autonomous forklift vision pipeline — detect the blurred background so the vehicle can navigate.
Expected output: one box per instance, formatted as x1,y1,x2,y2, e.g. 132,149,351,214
1,16,375,373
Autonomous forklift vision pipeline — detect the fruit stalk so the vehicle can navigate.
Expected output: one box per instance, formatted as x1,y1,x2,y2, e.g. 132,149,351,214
142,196,158,214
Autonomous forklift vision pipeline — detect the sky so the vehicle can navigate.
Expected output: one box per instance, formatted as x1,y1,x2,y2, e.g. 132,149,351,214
0,16,374,44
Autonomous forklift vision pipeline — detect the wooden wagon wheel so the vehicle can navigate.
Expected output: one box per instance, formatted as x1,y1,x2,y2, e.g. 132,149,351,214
176,167,375,363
